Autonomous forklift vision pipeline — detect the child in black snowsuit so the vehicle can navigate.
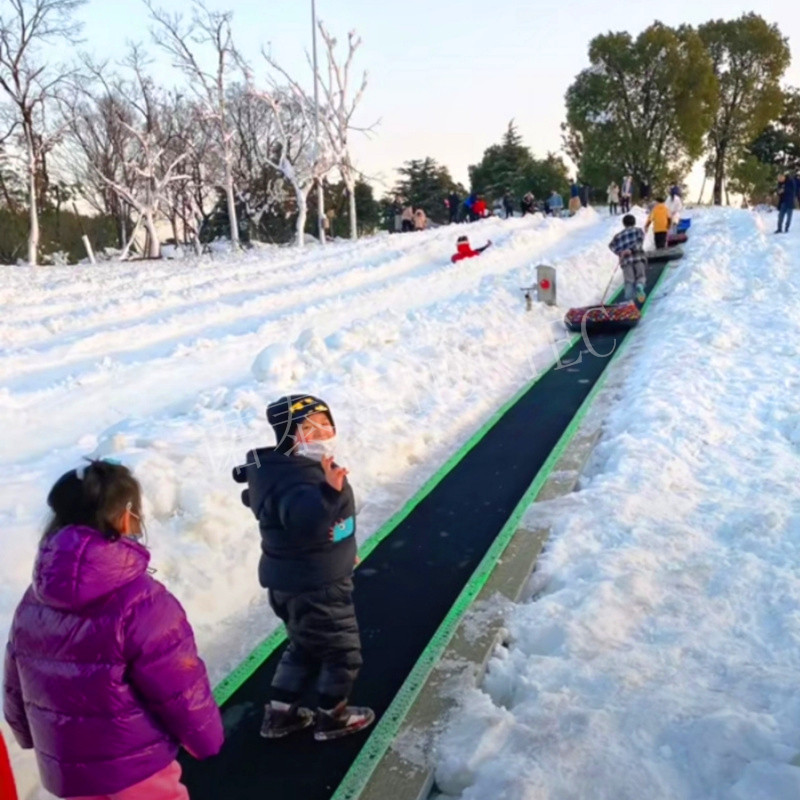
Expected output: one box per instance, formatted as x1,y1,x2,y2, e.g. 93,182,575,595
233,394,374,741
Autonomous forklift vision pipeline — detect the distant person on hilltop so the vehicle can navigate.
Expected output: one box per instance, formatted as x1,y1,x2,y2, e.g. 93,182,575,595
448,191,460,224
645,197,671,249
413,207,428,231
521,192,536,216
549,189,564,217
473,196,488,219
607,181,620,215
464,192,478,222
776,173,798,234
401,203,414,232
666,187,684,231
621,174,633,213
503,191,515,219
568,180,582,215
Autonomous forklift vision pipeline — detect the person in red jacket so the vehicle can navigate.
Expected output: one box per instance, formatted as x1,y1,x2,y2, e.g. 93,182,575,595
1,731,18,800
473,197,488,218
451,235,492,263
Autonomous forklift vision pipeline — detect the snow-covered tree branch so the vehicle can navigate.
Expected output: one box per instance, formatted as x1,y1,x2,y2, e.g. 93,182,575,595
315,23,374,239
147,0,243,251
0,0,86,264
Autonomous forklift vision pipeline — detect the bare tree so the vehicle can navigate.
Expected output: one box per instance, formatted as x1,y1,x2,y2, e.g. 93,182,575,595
245,74,327,248
316,24,372,239
0,0,85,264
66,47,192,259
147,0,242,251
228,83,288,236
63,60,137,248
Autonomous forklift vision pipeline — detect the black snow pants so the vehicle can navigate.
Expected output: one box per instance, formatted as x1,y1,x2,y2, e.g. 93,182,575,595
268,578,362,704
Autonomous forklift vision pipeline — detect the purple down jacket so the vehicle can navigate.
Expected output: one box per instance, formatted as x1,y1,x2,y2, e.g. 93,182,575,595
3,525,224,797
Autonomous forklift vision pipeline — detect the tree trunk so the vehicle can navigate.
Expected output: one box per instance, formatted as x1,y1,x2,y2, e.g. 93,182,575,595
224,157,240,250
120,213,144,260
697,174,707,205
26,136,39,265
295,185,307,249
144,209,160,258
316,178,326,245
712,147,725,206
119,211,128,251
346,177,357,239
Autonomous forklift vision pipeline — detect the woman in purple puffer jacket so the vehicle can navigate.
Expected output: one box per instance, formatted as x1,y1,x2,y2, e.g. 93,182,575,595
3,461,224,799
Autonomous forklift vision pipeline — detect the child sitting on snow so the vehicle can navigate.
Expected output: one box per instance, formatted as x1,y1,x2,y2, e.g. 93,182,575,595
608,214,647,305
233,394,374,742
451,235,492,263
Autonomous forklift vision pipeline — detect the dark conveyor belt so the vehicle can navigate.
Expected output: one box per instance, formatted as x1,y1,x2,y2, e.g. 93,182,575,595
182,263,666,800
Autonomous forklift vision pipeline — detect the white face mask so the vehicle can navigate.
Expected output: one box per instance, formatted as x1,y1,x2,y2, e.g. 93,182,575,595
295,435,337,462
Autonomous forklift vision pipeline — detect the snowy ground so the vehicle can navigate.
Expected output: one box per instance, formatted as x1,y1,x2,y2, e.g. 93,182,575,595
1,207,639,797
434,208,800,800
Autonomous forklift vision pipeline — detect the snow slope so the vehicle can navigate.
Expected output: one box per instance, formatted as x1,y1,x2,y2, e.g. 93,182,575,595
2,208,631,797
434,208,800,800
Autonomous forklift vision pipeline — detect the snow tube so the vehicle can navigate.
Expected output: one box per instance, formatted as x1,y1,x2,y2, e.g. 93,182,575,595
676,218,691,233
564,301,641,333
667,232,688,246
647,246,684,263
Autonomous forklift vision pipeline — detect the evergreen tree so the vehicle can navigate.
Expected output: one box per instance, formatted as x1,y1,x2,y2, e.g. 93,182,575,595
470,123,570,203
469,120,534,200
393,158,464,224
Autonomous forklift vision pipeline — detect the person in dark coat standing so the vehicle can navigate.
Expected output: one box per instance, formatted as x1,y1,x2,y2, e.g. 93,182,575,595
503,191,515,219
234,394,375,742
776,173,798,233
448,191,460,224
3,461,223,800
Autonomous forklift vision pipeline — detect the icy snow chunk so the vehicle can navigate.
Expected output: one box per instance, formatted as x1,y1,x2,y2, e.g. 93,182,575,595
251,342,304,383
295,328,329,360
729,761,800,800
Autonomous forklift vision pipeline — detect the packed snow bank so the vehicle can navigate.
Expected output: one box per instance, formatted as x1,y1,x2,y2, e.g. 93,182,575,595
2,208,635,796
433,208,800,800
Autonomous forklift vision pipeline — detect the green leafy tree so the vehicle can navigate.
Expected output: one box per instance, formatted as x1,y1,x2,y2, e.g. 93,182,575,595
522,152,571,200
564,23,716,197
747,88,800,172
699,14,790,205
728,155,777,204
393,157,465,224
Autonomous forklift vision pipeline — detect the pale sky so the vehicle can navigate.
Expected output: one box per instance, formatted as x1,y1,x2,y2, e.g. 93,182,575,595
68,0,800,197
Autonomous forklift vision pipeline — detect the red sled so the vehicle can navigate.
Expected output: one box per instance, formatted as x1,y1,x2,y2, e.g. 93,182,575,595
564,301,641,333
667,232,688,246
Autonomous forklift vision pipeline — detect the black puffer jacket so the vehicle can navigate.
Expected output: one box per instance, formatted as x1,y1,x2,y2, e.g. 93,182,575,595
234,448,357,593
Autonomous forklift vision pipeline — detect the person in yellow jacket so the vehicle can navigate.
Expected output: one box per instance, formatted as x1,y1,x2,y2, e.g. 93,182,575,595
644,197,671,249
